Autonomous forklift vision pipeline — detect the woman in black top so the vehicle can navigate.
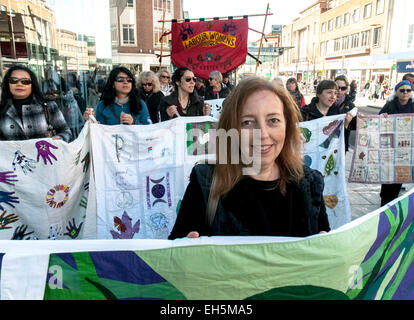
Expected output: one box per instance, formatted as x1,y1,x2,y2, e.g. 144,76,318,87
334,75,357,152
169,77,330,239
379,80,414,206
160,67,211,121
137,71,164,123
204,70,231,100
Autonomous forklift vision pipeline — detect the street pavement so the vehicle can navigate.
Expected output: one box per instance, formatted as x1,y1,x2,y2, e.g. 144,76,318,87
302,93,414,221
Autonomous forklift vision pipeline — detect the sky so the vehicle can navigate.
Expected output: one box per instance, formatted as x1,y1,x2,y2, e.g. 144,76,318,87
45,0,314,58
182,0,315,41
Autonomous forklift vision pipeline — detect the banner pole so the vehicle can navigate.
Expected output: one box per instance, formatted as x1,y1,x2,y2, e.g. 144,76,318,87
255,3,270,75
159,10,166,69
158,13,272,23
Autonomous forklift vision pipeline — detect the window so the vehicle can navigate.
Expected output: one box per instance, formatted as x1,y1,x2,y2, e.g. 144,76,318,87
122,24,135,45
126,0,134,7
351,33,360,48
361,30,371,46
342,35,350,50
364,3,372,19
328,19,333,31
334,38,341,51
0,5,6,11
321,22,326,33
320,42,325,56
376,0,384,14
353,8,360,23
373,27,382,46
326,40,334,54
344,13,350,25
335,16,341,29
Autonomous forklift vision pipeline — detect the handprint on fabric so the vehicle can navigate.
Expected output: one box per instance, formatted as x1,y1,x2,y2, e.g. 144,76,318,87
0,171,18,186
12,151,36,174
0,210,19,229
64,218,83,239
11,225,34,240
0,191,19,211
35,140,58,165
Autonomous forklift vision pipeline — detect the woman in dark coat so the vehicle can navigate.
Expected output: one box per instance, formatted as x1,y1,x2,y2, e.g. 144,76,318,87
137,71,164,123
204,70,231,100
0,65,71,142
160,67,211,121
379,80,414,206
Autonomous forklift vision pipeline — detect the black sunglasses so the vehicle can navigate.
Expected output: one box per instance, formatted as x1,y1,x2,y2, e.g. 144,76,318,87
9,77,32,85
115,76,133,83
142,83,153,87
161,75,170,79
183,77,197,83
208,77,215,81
399,89,412,93
339,86,348,91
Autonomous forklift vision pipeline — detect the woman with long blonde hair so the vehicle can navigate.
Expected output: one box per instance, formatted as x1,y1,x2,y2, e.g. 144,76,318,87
169,77,329,239
137,71,164,123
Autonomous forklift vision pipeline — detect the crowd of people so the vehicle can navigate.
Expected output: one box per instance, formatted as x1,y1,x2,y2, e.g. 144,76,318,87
0,63,413,239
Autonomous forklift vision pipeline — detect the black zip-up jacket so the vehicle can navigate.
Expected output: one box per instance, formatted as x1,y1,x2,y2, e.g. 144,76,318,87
139,89,164,123
301,97,340,122
169,164,330,239
159,91,205,122
379,98,414,115
204,83,231,100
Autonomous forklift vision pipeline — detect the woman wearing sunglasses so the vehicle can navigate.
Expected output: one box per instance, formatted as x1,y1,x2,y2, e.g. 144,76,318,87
0,65,71,142
204,70,231,101
334,75,357,152
137,71,164,124
83,67,151,125
157,69,173,96
379,80,414,206
160,67,211,121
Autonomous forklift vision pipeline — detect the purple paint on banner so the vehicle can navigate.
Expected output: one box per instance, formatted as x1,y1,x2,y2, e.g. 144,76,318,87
362,209,391,263
56,253,78,270
166,172,172,207
392,258,414,299
89,251,166,285
146,176,151,209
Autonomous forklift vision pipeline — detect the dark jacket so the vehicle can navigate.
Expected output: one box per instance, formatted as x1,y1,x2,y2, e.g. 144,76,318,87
204,83,231,100
379,98,414,115
139,89,164,123
301,97,340,122
0,97,72,142
169,164,330,239
160,91,204,121
335,94,357,130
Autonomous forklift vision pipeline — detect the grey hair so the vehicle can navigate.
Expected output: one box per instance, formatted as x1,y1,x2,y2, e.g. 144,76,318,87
138,71,161,93
209,70,223,83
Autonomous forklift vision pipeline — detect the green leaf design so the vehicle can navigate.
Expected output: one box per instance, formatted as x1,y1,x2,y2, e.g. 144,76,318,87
325,154,335,176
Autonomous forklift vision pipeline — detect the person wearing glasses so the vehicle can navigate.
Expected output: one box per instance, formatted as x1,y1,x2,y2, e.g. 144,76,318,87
83,67,151,125
137,71,164,123
157,69,174,96
0,65,71,142
204,70,231,101
378,80,414,206
301,80,353,128
160,67,211,121
333,75,357,152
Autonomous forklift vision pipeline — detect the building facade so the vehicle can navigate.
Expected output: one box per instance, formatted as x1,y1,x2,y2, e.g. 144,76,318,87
279,0,395,89
110,0,183,73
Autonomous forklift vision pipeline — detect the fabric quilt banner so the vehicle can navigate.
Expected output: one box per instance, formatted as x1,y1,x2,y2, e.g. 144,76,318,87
91,117,216,240
0,125,94,240
171,18,248,79
0,186,413,300
349,113,414,184
299,114,351,229
205,98,224,119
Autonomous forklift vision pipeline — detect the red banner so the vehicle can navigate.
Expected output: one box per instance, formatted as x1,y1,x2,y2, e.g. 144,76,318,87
171,18,248,80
